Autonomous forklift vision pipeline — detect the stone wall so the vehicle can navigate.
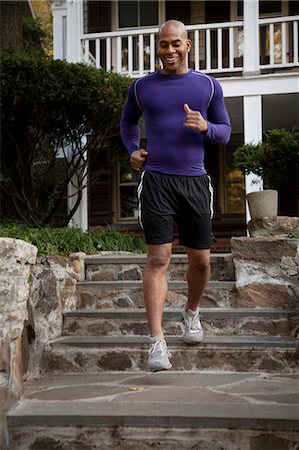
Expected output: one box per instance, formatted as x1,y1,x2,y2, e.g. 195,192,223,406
0,238,85,449
0,238,37,449
231,237,299,310
27,253,85,372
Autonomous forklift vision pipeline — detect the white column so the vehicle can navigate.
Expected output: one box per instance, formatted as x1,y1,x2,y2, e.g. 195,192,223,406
65,0,88,230
66,0,82,62
243,95,263,223
243,0,260,76
51,1,67,60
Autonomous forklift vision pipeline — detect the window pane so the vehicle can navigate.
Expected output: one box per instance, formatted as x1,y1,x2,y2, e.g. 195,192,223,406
259,1,281,15
140,1,158,26
119,1,138,28
120,186,138,218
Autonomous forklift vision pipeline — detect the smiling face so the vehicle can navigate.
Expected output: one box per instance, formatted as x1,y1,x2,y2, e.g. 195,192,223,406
157,20,191,75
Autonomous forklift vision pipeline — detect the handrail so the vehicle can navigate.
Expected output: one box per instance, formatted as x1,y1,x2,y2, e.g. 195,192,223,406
80,16,299,76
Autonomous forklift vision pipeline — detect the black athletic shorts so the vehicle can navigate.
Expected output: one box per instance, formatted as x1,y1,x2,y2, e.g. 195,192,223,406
137,171,214,249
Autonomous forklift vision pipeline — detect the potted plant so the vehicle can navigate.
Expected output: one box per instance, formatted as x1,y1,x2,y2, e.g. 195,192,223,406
233,128,299,218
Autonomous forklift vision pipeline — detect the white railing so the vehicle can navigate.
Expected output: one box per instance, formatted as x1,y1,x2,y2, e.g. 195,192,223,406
81,16,299,77
259,16,299,68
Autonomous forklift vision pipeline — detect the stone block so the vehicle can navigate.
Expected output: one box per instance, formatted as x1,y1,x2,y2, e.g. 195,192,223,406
231,237,299,302
234,284,296,309
248,216,299,238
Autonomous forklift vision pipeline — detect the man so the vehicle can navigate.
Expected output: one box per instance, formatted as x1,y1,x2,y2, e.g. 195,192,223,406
120,20,231,371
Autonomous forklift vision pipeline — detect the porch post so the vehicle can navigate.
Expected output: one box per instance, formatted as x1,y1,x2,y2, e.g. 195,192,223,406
51,0,67,60
66,0,88,230
66,0,82,62
243,0,260,76
243,95,263,222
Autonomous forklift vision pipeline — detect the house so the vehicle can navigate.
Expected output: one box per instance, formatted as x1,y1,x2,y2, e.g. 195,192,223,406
50,0,299,237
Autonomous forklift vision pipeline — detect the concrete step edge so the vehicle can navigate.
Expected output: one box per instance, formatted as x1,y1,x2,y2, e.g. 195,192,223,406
50,335,297,349
76,280,235,289
63,308,299,319
7,402,299,430
84,253,232,265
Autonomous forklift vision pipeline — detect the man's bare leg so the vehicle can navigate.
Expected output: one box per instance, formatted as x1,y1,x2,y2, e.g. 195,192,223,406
143,243,172,337
181,248,210,344
185,248,211,311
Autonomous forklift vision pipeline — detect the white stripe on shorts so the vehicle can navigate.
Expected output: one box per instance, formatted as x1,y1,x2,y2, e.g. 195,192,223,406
207,175,214,219
137,170,146,229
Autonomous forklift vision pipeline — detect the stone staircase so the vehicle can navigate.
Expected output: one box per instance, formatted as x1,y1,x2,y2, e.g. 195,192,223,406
7,252,299,449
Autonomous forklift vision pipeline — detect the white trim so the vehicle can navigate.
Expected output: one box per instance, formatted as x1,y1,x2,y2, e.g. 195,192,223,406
137,171,146,229
219,72,299,98
207,176,214,220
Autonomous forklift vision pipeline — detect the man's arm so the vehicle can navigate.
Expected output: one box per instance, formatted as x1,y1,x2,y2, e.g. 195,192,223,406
120,81,143,154
204,78,231,145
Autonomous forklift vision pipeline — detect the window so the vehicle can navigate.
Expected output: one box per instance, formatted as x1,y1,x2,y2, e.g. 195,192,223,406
118,152,139,220
118,1,158,28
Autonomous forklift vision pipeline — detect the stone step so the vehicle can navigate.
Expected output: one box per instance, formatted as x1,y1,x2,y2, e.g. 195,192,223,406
76,280,238,310
84,252,235,282
62,308,299,338
7,372,299,450
76,279,296,310
42,335,298,374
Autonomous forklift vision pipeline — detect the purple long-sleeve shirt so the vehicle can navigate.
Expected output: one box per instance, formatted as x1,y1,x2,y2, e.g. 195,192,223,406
120,69,231,176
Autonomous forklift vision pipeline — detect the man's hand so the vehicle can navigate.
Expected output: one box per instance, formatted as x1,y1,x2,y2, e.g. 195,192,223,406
130,149,148,172
183,103,208,133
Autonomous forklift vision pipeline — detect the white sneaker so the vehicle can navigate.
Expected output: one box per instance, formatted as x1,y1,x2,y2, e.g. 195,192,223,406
182,308,203,344
148,339,172,372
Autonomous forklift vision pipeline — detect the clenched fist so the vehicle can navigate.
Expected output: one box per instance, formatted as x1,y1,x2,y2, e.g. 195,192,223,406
130,149,148,172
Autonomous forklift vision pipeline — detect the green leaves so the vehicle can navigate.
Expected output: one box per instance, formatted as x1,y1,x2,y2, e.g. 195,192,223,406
0,223,146,256
233,128,299,190
0,54,132,226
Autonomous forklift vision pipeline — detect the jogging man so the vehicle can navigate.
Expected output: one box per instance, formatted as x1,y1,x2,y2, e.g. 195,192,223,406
120,20,231,371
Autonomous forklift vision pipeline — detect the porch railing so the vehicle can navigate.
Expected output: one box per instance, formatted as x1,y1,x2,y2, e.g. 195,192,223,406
81,15,299,77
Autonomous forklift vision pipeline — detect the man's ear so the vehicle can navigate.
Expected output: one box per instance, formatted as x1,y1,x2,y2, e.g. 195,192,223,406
187,38,192,53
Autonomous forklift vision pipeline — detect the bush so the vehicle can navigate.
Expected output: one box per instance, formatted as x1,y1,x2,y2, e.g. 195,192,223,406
0,223,146,256
0,54,131,226
233,128,299,190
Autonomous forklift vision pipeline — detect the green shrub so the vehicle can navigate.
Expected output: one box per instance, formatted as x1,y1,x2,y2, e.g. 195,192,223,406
0,54,131,226
233,128,299,190
0,223,146,255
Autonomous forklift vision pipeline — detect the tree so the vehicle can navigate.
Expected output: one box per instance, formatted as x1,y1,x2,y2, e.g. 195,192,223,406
0,1,24,53
0,55,131,226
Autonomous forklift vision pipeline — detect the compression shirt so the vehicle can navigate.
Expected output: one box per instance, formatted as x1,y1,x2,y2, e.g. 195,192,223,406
120,69,231,176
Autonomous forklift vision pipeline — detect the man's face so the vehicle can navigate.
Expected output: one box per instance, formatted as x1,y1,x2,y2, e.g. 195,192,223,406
157,24,191,75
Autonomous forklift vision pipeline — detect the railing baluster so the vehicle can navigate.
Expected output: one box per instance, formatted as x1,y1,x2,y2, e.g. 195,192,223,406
106,37,111,71
116,36,122,73
218,28,222,69
229,27,234,69
84,39,89,63
281,22,286,64
95,38,101,68
194,29,199,70
128,35,133,75
206,29,211,71
269,23,274,65
150,33,155,72
294,21,298,64
138,34,144,75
